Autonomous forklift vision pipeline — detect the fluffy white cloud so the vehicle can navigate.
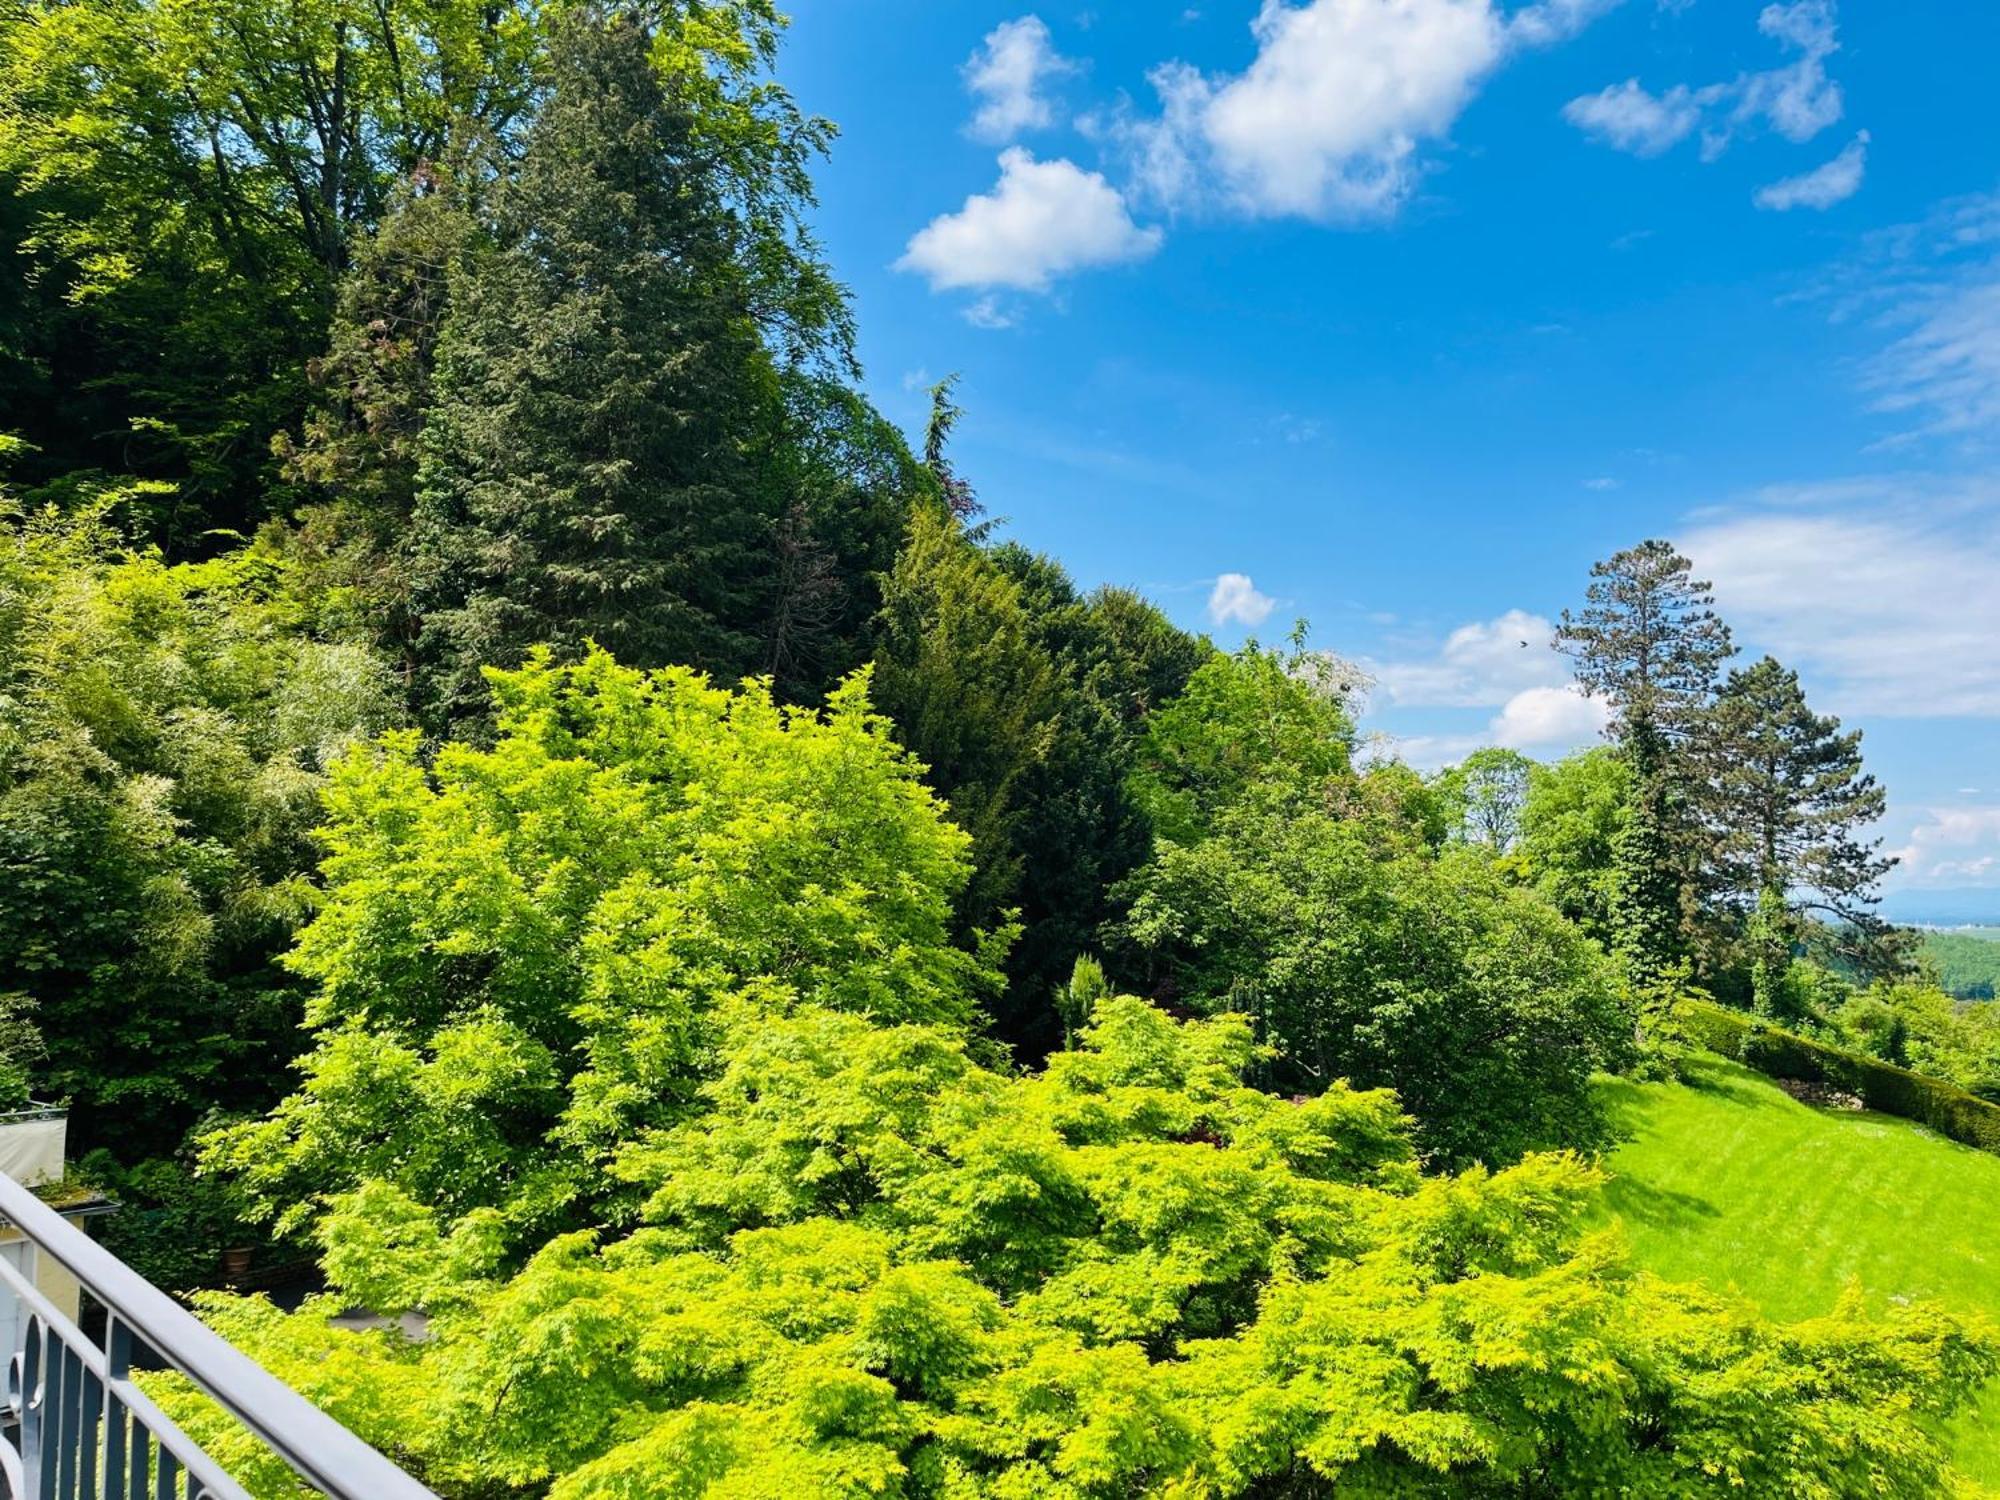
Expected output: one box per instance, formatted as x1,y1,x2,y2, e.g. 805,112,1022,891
1208,572,1277,627
1105,0,1618,224
1680,485,2000,717
1379,684,1608,768
1490,683,1612,749
1566,0,1843,160
1371,608,1569,707
1197,0,1505,219
963,16,1078,142
1755,130,1867,210
1562,80,1709,157
897,149,1162,293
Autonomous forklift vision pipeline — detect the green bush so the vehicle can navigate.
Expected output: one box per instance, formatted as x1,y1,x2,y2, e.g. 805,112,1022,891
1681,999,2000,1154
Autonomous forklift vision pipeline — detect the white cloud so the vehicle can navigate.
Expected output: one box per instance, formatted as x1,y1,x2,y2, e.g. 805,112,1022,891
1370,608,1569,707
1566,0,1843,161
1208,572,1277,626
1869,276,2000,443
1490,683,1612,748
1755,130,1867,211
1887,807,2000,886
1563,80,1708,157
1103,0,1619,224
1679,482,2000,717
1196,0,1505,219
1380,684,1608,768
1506,0,1625,46
897,149,1162,293
962,295,1019,329
964,16,1079,142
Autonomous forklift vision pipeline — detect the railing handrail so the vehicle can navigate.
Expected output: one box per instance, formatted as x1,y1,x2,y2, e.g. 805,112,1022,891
0,1171,439,1499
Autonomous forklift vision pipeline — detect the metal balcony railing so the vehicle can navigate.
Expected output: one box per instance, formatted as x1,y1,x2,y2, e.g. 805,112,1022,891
0,1171,438,1500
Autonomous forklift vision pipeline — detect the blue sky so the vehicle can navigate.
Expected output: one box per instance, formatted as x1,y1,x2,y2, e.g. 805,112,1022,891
780,0,2000,909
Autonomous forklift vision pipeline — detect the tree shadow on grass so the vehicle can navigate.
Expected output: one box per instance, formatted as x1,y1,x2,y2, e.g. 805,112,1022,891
1678,1055,1785,1109
1600,1171,1721,1234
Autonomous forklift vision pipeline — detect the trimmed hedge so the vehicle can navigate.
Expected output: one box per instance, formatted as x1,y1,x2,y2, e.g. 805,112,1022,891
1680,998,2000,1155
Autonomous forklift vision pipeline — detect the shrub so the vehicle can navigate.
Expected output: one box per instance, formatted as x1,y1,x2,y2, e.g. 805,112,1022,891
1681,998,2000,1155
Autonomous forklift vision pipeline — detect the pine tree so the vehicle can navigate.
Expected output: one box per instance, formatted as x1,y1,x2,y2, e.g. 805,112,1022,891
1557,540,1734,981
407,6,833,726
1707,655,1898,993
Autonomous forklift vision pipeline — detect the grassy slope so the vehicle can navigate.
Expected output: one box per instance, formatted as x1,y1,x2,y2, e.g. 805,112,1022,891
1599,1056,2000,1486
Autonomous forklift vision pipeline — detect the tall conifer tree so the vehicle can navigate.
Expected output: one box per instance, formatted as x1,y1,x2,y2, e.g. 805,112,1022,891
1707,655,1898,1003
1557,540,1734,982
407,5,850,726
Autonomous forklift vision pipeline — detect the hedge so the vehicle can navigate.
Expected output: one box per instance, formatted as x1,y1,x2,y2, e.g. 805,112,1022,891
1679,998,2000,1156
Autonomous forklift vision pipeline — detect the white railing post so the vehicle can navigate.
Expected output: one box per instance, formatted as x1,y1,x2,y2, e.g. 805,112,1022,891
0,1172,438,1500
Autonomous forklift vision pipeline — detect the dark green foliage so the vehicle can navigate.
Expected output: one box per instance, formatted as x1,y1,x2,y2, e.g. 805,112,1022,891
78,1150,267,1293
1682,997,2000,1155
0,506,393,1153
1558,540,1734,984
1706,655,1900,986
0,991,42,1110
0,0,543,535
871,509,1204,1053
1117,782,1631,1167
754,375,927,703
409,10,789,723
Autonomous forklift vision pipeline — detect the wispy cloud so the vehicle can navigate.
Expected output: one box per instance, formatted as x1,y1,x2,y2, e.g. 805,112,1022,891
1567,0,1845,162
1755,131,1867,211
1807,189,2000,445
963,16,1080,142
1679,476,2000,716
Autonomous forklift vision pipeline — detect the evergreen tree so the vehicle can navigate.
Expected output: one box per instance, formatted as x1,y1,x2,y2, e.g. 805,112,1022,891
1708,655,1898,1002
871,504,1060,954
406,6,847,727
1557,540,1734,981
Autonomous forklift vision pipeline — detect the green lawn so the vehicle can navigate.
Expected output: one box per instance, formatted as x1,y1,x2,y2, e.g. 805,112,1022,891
1598,1055,2000,1485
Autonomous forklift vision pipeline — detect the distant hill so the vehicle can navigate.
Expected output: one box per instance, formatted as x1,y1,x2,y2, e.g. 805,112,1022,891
1600,1058,2000,1486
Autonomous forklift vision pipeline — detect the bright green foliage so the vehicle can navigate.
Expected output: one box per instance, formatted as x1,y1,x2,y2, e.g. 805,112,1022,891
1837,980,2000,1100
1600,1054,2000,1487
1127,637,1357,846
0,500,393,1151
1437,746,1533,851
1513,746,1632,948
1115,786,1631,1167
205,649,1003,1240
165,997,1992,1499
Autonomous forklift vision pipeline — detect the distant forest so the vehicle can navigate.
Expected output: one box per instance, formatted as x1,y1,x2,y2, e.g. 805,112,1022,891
1921,929,2000,999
